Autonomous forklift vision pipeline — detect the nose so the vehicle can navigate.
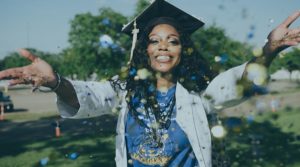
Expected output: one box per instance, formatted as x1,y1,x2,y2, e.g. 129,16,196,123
158,41,168,51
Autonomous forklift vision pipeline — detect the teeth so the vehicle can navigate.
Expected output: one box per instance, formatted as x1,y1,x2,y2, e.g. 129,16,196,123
156,56,170,61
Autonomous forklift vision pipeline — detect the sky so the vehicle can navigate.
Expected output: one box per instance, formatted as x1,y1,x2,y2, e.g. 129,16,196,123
0,0,299,59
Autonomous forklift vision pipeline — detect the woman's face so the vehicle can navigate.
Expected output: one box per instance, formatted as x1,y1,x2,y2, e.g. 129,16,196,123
147,24,182,73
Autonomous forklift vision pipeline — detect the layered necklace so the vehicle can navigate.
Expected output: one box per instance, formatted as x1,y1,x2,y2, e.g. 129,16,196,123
130,86,176,148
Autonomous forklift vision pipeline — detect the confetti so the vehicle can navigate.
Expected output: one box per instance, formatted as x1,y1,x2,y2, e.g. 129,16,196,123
99,34,113,48
247,32,254,39
137,68,152,80
39,157,49,166
218,4,225,10
246,115,255,124
264,39,269,43
69,152,79,160
214,105,223,110
129,68,137,76
186,48,194,55
101,18,110,26
211,125,226,138
220,54,228,63
214,56,221,62
252,48,263,57
246,63,268,86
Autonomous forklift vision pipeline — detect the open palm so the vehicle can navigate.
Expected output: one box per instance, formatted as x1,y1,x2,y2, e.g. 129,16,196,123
0,49,56,88
264,11,300,55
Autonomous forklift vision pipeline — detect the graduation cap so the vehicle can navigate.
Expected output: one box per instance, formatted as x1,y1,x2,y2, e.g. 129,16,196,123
122,0,205,35
123,0,205,63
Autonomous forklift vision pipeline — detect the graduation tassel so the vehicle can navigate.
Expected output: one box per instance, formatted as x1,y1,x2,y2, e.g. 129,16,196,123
128,20,139,65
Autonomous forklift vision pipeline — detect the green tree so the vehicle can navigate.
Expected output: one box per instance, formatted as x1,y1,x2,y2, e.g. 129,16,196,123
65,8,130,80
192,26,253,73
0,52,30,70
0,48,63,72
134,0,150,16
269,48,300,79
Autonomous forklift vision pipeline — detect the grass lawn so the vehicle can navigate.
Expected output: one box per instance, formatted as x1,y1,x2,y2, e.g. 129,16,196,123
221,107,300,167
0,112,117,167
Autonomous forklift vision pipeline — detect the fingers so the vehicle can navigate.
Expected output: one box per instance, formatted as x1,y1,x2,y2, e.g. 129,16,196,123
9,79,28,86
282,40,299,46
281,11,300,28
19,49,38,62
283,28,300,45
0,67,24,80
289,28,300,35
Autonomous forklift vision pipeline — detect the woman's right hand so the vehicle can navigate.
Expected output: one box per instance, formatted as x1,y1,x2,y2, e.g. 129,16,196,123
0,49,57,88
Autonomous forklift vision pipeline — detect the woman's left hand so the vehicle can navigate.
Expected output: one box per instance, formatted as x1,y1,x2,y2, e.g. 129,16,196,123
263,11,300,56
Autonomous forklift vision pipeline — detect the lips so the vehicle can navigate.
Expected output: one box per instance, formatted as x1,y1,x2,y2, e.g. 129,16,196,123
155,55,171,62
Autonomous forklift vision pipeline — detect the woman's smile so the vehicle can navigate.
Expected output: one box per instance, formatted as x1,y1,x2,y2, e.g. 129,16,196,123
156,55,171,62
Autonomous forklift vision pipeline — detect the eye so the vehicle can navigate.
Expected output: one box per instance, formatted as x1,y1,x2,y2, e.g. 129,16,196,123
168,39,180,45
149,39,159,45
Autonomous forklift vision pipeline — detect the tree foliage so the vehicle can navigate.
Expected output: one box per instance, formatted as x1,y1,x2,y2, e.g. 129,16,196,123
65,8,130,79
0,48,63,72
134,0,151,16
192,26,253,73
269,48,300,74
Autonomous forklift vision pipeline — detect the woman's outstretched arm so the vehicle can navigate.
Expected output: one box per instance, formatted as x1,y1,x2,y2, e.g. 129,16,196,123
202,11,300,111
0,49,80,110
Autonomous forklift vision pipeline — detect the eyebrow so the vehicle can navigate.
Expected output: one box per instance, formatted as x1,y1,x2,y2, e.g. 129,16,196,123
149,33,179,38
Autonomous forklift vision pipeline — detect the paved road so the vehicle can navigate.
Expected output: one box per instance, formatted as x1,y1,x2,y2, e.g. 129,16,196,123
5,88,57,113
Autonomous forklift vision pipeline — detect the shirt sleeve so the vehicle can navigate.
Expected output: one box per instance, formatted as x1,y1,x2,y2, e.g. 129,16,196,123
201,63,248,113
56,79,118,119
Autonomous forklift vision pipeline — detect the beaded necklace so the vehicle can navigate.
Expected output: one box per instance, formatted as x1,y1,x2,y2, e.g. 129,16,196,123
130,86,176,147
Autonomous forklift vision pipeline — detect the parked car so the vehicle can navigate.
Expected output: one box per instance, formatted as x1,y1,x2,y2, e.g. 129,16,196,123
0,91,14,112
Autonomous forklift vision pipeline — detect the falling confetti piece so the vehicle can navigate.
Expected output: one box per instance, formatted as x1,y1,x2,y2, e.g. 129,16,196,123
101,18,110,26
247,32,254,39
211,125,226,138
264,39,269,43
99,34,113,48
246,63,268,86
246,115,255,123
214,56,221,62
252,48,263,57
69,152,79,160
40,157,49,166
137,68,151,80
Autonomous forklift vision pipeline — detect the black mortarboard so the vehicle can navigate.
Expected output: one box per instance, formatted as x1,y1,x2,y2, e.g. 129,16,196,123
122,0,205,35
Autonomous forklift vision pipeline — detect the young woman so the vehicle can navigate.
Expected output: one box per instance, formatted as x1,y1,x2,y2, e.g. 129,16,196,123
0,0,299,166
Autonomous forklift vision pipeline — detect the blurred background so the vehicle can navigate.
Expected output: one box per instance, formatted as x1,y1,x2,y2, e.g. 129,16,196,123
0,0,300,166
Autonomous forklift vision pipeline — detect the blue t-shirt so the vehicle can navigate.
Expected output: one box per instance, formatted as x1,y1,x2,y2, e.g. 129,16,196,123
125,86,199,167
